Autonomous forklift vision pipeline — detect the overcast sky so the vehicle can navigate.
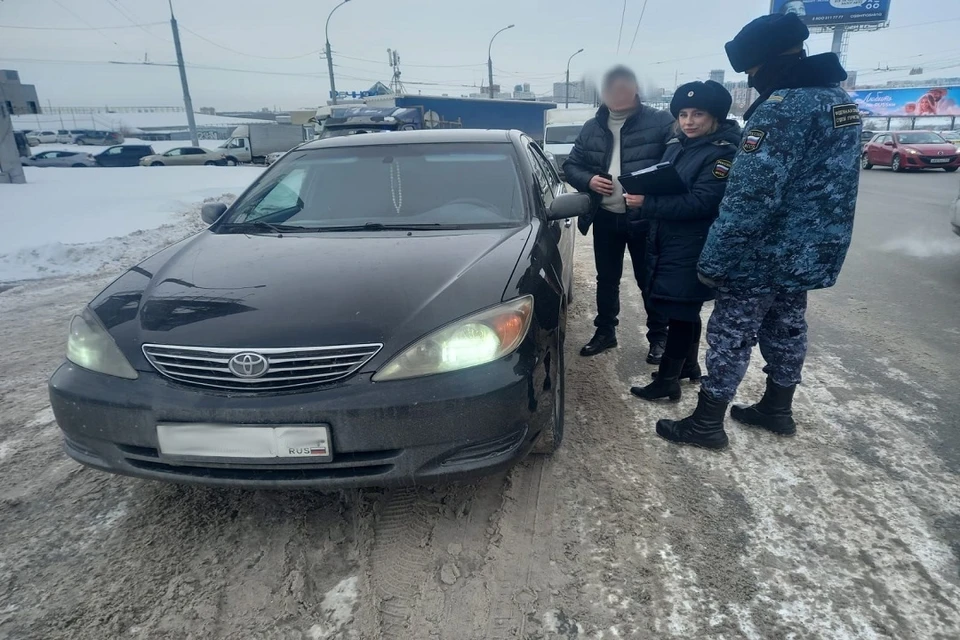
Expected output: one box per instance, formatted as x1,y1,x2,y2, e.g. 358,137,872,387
2,0,960,111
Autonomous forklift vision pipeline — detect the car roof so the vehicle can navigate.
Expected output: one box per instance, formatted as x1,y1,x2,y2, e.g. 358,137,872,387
298,128,519,150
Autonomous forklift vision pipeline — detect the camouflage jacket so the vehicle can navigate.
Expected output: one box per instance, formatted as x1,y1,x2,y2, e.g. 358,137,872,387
697,85,861,295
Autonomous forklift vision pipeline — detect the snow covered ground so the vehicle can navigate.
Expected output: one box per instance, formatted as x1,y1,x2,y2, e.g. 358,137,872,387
0,165,263,282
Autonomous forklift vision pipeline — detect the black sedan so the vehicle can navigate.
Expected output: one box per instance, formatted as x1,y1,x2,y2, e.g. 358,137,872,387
49,129,589,488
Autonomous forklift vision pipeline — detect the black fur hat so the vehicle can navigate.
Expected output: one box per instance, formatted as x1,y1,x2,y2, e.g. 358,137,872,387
725,13,810,73
670,80,732,120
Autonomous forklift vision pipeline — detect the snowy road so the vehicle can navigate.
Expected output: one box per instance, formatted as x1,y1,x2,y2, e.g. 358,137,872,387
0,172,959,639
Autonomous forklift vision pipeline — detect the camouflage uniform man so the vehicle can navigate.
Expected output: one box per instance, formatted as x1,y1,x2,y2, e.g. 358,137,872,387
656,13,861,450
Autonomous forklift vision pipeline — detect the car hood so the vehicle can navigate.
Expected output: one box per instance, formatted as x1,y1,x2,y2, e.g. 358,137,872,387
902,143,958,154
93,227,533,369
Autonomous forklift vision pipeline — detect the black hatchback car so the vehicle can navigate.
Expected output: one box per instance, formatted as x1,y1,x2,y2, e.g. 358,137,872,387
49,129,589,488
95,144,155,167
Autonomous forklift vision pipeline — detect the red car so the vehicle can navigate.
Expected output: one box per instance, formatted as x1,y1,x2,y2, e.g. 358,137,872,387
862,130,960,173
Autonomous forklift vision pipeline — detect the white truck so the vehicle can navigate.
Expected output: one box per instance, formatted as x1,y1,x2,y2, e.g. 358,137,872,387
218,124,306,165
543,108,595,179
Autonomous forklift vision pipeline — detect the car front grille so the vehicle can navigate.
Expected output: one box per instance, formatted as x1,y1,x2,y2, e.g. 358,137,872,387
142,343,382,392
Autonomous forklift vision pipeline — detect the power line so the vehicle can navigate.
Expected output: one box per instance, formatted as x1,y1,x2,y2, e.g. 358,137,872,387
616,0,627,55
0,21,166,31
102,0,170,42
49,0,138,56
627,0,650,55
179,25,322,60
333,52,484,69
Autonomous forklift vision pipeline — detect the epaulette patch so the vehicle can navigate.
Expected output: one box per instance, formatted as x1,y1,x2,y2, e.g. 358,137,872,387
742,129,766,154
713,159,732,179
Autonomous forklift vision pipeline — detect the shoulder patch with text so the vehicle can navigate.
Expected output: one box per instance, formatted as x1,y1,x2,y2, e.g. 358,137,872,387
741,129,766,153
832,103,862,129
713,159,732,179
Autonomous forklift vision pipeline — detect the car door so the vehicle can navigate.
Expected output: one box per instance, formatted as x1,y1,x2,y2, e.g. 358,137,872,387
163,148,185,165
873,134,890,165
99,146,124,167
28,151,54,166
181,147,206,165
530,142,575,295
524,138,573,302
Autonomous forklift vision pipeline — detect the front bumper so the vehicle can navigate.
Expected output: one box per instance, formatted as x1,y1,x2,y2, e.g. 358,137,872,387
49,356,547,489
902,154,960,168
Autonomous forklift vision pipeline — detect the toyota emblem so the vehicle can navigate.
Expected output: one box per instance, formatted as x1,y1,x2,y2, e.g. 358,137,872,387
228,352,269,378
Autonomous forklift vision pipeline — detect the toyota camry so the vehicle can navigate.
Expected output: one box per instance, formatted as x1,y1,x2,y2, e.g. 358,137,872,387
48,129,589,488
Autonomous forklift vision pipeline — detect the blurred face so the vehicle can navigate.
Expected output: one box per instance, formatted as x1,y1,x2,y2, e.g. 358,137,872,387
678,109,717,139
603,77,639,111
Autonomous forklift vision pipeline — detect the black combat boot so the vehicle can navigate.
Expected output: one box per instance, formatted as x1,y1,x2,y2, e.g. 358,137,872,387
730,378,797,436
580,327,618,357
651,341,701,382
656,389,729,450
631,356,684,401
646,338,666,365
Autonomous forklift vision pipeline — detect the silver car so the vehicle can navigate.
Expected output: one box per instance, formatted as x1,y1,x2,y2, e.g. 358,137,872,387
22,150,97,168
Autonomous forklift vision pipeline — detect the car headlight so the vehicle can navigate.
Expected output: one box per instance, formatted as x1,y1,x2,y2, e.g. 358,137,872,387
66,308,138,379
906,148,920,155
373,296,534,381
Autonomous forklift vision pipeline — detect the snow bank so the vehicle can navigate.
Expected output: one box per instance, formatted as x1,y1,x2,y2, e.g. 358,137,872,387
0,165,263,282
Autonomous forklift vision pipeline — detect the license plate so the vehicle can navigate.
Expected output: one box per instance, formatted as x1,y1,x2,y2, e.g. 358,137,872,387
929,158,950,164
157,424,332,461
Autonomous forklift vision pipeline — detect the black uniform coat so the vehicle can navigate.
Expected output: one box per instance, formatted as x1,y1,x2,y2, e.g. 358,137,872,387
634,120,741,315
562,101,675,235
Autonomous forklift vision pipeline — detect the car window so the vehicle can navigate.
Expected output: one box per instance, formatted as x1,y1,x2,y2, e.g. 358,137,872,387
523,143,555,206
35,151,53,159
106,147,123,155
544,125,583,144
222,142,525,229
165,149,183,156
897,132,946,144
227,138,246,149
531,144,561,192
185,148,204,155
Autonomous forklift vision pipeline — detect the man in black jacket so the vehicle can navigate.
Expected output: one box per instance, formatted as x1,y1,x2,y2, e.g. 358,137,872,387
563,66,674,361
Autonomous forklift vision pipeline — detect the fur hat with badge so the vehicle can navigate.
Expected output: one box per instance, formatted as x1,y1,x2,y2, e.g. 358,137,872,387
670,80,733,121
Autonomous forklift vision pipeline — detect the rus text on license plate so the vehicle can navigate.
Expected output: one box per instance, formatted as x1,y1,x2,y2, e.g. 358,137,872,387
157,424,333,460
930,158,951,164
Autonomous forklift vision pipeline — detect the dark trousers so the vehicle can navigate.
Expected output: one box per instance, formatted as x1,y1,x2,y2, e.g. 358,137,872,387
592,208,669,342
702,291,808,403
664,317,702,360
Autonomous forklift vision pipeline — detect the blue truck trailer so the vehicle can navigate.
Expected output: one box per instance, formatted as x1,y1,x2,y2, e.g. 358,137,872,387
314,95,557,143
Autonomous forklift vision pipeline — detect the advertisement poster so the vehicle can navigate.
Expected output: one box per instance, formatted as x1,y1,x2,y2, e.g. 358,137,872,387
848,87,960,117
770,0,891,26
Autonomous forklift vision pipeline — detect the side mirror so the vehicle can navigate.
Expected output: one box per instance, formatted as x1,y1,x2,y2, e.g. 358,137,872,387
547,192,592,221
201,202,228,224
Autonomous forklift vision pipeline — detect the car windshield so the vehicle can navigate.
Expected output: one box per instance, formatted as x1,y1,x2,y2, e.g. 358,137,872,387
545,125,583,144
219,142,525,230
897,132,947,144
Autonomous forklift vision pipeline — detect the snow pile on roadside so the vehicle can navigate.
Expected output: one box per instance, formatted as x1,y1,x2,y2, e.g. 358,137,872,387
0,165,263,282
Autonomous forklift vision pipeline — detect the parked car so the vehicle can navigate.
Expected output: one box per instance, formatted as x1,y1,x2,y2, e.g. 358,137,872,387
95,144,155,167
48,129,585,488
22,150,97,168
27,130,59,145
861,131,960,172
860,129,876,144
264,150,288,165
139,146,226,166
939,130,960,146
75,130,124,145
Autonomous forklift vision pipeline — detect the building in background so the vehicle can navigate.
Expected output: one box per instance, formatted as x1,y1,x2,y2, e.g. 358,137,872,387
0,70,40,115
551,80,598,106
709,69,726,85
724,80,759,118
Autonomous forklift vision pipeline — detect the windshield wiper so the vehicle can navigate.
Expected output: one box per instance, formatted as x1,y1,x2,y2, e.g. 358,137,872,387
308,223,463,232
223,221,313,234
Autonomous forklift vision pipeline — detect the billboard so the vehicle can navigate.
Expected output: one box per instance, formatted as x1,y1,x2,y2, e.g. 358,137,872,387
770,0,891,27
848,87,960,117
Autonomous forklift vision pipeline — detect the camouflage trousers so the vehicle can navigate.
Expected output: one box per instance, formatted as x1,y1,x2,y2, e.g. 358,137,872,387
701,291,808,403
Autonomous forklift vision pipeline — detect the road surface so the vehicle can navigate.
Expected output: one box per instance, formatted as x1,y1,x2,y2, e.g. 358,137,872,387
0,170,958,639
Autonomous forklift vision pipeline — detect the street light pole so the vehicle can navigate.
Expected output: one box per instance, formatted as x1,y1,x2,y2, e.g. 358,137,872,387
487,24,514,99
565,48,584,108
325,0,352,105
168,0,198,147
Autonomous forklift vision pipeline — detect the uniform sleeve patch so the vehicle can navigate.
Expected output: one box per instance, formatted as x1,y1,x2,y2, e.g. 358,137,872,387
832,103,862,129
765,95,785,104
742,129,766,153
713,159,732,179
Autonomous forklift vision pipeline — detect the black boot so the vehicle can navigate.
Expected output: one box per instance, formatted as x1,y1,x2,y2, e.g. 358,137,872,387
730,378,797,436
631,356,684,401
651,340,701,382
646,338,666,365
656,390,729,450
580,327,618,357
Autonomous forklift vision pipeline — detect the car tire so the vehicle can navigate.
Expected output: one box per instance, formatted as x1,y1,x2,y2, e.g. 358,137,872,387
205,161,218,166
225,157,238,166
150,161,164,167
71,163,85,168
945,167,958,173
892,154,904,172
861,154,873,170
532,314,566,455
